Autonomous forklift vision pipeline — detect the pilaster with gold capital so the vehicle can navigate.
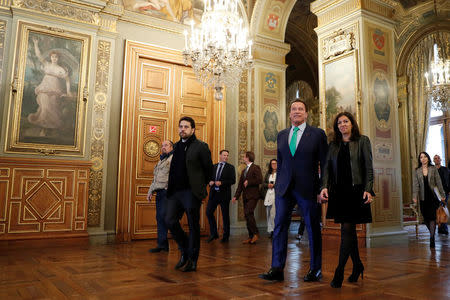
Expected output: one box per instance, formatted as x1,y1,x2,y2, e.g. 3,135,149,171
311,0,406,247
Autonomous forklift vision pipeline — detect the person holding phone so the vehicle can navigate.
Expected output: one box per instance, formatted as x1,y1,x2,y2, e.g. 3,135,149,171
262,159,277,238
319,112,374,288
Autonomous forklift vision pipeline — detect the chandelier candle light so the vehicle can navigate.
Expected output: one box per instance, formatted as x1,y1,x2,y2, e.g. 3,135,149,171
424,43,449,111
183,0,253,100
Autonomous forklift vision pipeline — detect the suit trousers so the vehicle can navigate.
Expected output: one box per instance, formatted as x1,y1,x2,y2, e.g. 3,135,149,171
272,188,322,270
244,197,259,237
206,190,230,238
165,189,201,262
155,189,169,249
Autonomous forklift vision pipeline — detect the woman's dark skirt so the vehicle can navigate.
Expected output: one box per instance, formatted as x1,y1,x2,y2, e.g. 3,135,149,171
326,184,372,224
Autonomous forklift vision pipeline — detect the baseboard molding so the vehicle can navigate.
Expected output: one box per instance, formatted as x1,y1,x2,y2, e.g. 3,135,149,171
366,229,409,247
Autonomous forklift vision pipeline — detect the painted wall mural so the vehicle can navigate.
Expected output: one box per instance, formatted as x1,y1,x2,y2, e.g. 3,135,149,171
123,0,201,23
367,24,395,161
324,52,358,136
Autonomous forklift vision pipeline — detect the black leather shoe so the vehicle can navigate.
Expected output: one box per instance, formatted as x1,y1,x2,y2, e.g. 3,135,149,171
181,259,197,272
220,237,229,243
149,247,169,253
207,235,219,243
303,269,322,282
258,268,284,281
175,255,188,270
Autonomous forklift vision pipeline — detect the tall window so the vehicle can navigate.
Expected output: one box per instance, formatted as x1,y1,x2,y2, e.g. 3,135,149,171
426,107,449,167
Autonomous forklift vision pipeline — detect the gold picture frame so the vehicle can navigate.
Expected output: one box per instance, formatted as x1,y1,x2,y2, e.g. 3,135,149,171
321,50,361,136
6,21,91,156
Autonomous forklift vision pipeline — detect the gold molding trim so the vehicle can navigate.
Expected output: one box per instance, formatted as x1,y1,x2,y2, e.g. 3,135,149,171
322,29,356,60
0,20,5,86
237,70,248,222
12,0,101,27
312,0,396,28
0,0,11,9
88,40,110,227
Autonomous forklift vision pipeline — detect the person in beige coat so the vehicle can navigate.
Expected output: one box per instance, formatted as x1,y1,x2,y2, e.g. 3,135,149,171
147,140,173,253
412,151,445,248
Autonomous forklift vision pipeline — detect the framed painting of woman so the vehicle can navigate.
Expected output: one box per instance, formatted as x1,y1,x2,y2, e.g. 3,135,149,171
6,22,91,156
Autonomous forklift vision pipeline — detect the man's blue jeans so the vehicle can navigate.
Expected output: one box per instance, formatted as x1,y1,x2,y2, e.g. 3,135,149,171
155,189,169,249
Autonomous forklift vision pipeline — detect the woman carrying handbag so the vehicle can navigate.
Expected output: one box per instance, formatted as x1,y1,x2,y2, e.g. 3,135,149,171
412,152,446,248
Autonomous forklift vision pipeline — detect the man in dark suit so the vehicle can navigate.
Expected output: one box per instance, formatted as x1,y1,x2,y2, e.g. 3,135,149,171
434,154,449,235
206,150,236,243
165,116,213,272
232,151,263,244
259,99,328,282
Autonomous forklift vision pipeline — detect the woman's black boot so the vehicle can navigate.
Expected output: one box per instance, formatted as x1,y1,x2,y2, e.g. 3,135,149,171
330,268,344,288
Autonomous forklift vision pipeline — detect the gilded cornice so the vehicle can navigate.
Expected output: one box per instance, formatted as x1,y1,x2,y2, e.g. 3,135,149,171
393,0,449,55
254,34,291,57
120,10,185,35
311,0,397,28
12,0,100,24
10,0,119,32
0,0,12,10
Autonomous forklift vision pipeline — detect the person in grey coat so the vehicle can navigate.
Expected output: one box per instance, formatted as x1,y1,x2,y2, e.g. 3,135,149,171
147,140,173,253
413,151,445,248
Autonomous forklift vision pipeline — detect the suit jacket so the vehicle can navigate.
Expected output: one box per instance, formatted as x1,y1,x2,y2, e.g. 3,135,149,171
437,166,450,195
413,165,445,201
234,164,263,201
275,124,328,200
167,137,213,200
209,162,236,201
322,135,374,194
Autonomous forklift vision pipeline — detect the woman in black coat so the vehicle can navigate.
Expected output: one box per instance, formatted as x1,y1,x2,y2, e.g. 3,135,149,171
320,112,374,288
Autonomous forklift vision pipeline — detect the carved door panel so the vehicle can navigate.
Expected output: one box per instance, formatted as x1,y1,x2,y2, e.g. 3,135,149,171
118,42,225,241
132,59,174,239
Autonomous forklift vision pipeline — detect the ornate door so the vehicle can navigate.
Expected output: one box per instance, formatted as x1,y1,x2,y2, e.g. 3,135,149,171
116,41,225,241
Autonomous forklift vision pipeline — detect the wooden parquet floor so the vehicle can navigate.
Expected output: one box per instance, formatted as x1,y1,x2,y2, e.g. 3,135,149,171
1,225,449,300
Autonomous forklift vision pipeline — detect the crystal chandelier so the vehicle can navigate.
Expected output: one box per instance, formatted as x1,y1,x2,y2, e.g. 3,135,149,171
425,43,449,111
182,0,253,100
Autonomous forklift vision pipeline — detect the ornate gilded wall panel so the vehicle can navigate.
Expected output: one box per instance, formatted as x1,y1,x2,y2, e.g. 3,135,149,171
259,69,281,172
88,40,110,227
237,71,249,222
0,157,90,240
0,20,5,86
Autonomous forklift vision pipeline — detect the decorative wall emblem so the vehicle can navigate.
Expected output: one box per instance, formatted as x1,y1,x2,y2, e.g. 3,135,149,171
373,31,385,50
323,29,355,60
374,142,394,160
372,28,386,56
262,105,279,146
143,140,160,157
264,72,277,91
267,14,279,31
